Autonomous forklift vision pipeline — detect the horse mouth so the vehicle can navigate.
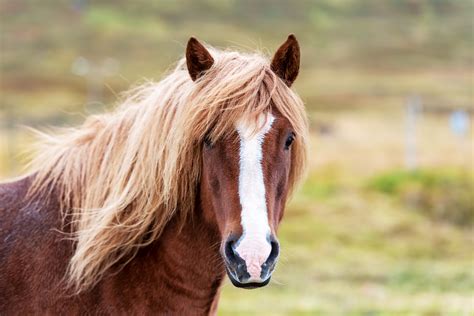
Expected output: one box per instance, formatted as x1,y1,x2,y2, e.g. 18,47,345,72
225,267,271,289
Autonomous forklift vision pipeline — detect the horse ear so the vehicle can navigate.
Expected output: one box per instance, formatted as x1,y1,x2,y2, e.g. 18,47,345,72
271,34,300,87
186,37,214,81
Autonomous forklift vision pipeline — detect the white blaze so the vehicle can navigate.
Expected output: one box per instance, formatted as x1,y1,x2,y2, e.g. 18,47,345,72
235,113,274,281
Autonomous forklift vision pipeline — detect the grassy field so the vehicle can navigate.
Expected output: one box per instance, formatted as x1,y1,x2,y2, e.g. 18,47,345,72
1,1,473,315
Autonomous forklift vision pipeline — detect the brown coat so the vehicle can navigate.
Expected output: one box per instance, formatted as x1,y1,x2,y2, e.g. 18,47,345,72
0,176,224,315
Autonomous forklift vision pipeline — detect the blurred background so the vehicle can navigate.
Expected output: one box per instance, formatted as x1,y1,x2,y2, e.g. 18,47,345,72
0,0,473,314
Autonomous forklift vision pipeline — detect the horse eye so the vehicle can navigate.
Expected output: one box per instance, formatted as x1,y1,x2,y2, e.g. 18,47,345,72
284,133,295,150
204,136,213,148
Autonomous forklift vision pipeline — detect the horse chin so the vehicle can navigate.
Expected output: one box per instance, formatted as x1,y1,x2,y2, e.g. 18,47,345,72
226,269,271,289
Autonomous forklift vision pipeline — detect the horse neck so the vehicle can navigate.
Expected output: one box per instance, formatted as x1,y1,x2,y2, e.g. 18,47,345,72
141,193,225,303
157,204,224,278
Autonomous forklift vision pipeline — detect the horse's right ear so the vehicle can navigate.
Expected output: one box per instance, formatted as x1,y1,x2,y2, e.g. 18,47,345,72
186,37,214,81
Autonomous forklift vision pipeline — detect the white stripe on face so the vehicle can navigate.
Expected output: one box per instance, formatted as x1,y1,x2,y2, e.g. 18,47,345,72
234,113,275,281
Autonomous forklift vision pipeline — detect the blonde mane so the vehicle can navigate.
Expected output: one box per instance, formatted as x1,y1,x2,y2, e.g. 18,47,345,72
27,46,308,292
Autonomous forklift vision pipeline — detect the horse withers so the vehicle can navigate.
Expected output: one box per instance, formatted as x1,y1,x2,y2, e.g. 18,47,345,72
0,35,308,314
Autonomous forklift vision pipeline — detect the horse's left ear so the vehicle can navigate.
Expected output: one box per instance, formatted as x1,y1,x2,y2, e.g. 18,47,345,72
186,37,214,81
271,34,300,87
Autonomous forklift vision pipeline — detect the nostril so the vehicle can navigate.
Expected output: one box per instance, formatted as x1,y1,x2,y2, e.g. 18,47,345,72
261,237,279,276
224,237,238,262
267,240,280,264
224,236,250,281
259,238,280,281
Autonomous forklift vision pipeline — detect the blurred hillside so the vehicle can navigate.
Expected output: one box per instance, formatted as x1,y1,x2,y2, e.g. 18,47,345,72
1,1,473,315
1,0,473,119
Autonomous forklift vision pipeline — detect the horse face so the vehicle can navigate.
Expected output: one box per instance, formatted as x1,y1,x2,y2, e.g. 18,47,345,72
200,111,295,288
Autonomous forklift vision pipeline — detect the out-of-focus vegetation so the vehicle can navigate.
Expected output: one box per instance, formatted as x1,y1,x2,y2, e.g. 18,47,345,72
368,169,474,227
1,0,473,315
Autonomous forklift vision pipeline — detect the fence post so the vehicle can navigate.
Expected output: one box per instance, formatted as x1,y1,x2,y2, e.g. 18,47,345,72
405,95,422,170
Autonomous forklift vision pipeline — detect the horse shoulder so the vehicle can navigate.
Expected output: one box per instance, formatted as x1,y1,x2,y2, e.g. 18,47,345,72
0,176,72,312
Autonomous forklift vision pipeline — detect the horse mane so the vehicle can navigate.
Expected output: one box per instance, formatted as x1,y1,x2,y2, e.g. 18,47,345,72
26,45,308,292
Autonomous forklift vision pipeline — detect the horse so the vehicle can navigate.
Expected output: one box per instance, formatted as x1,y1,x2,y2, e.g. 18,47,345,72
0,35,308,314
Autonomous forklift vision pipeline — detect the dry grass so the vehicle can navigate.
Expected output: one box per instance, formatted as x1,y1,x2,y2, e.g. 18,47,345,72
309,108,472,175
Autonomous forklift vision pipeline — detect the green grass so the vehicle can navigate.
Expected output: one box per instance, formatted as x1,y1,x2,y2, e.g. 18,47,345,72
368,169,474,227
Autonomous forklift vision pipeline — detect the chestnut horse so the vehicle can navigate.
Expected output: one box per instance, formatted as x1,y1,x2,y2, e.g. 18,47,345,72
0,35,308,314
